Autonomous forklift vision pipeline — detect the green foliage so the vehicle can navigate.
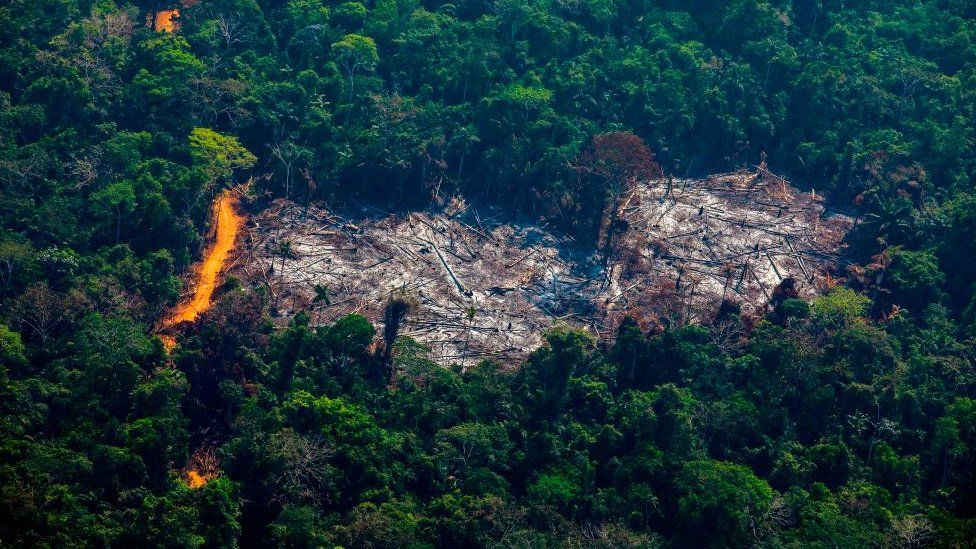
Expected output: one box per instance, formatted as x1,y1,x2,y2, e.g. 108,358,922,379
0,324,27,378
1,0,976,545
332,2,367,32
499,83,553,111
522,326,595,418
188,128,257,186
331,33,378,103
884,246,946,313
338,500,423,548
528,469,582,512
811,287,871,331
324,313,374,358
267,504,330,547
435,422,513,478
676,460,774,547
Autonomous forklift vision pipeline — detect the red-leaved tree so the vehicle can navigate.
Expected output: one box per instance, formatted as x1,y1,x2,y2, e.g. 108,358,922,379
574,132,663,250
577,132,663,195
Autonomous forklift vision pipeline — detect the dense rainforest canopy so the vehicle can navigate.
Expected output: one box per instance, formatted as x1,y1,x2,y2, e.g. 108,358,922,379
1,0,976,546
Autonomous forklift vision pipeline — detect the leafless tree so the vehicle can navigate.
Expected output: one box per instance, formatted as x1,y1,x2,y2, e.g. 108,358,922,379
847,404,901,464
709,316,746,355
189,447,221,481
215,12,246,56
189,76,250,125
890,514,934,549
272,429,333,505
8,283,80,345
268,137,310,199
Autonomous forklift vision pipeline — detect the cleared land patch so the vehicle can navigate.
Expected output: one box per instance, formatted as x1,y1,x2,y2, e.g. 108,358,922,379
238,171,852,364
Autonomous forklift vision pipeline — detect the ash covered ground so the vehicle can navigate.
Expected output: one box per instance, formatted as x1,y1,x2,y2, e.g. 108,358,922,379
237,171,852,365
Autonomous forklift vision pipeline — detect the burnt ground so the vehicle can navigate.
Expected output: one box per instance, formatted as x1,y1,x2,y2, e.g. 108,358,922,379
236,170,852,365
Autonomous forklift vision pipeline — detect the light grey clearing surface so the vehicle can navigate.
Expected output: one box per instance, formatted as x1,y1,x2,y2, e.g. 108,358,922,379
238,170,852,365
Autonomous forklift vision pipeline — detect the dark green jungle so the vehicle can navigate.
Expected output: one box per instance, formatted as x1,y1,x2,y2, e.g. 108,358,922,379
2,0,976,546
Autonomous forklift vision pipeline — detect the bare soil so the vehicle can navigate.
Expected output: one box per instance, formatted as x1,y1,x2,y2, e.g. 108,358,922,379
236,170,852,365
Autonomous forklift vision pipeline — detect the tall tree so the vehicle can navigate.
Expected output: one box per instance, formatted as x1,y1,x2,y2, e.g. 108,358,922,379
331,33,378,104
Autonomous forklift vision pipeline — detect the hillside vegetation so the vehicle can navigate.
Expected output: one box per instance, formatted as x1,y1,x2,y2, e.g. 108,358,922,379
1,0,975,546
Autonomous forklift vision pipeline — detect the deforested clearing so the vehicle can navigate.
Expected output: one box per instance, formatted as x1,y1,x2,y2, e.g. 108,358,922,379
240,170,852,364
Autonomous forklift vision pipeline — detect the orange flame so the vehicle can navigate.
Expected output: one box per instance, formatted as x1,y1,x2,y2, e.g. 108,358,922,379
154,9,179,32
186,469,207,488
162,189,244,331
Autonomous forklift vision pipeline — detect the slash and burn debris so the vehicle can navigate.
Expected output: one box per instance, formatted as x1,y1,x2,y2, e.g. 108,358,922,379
239,171,852,364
